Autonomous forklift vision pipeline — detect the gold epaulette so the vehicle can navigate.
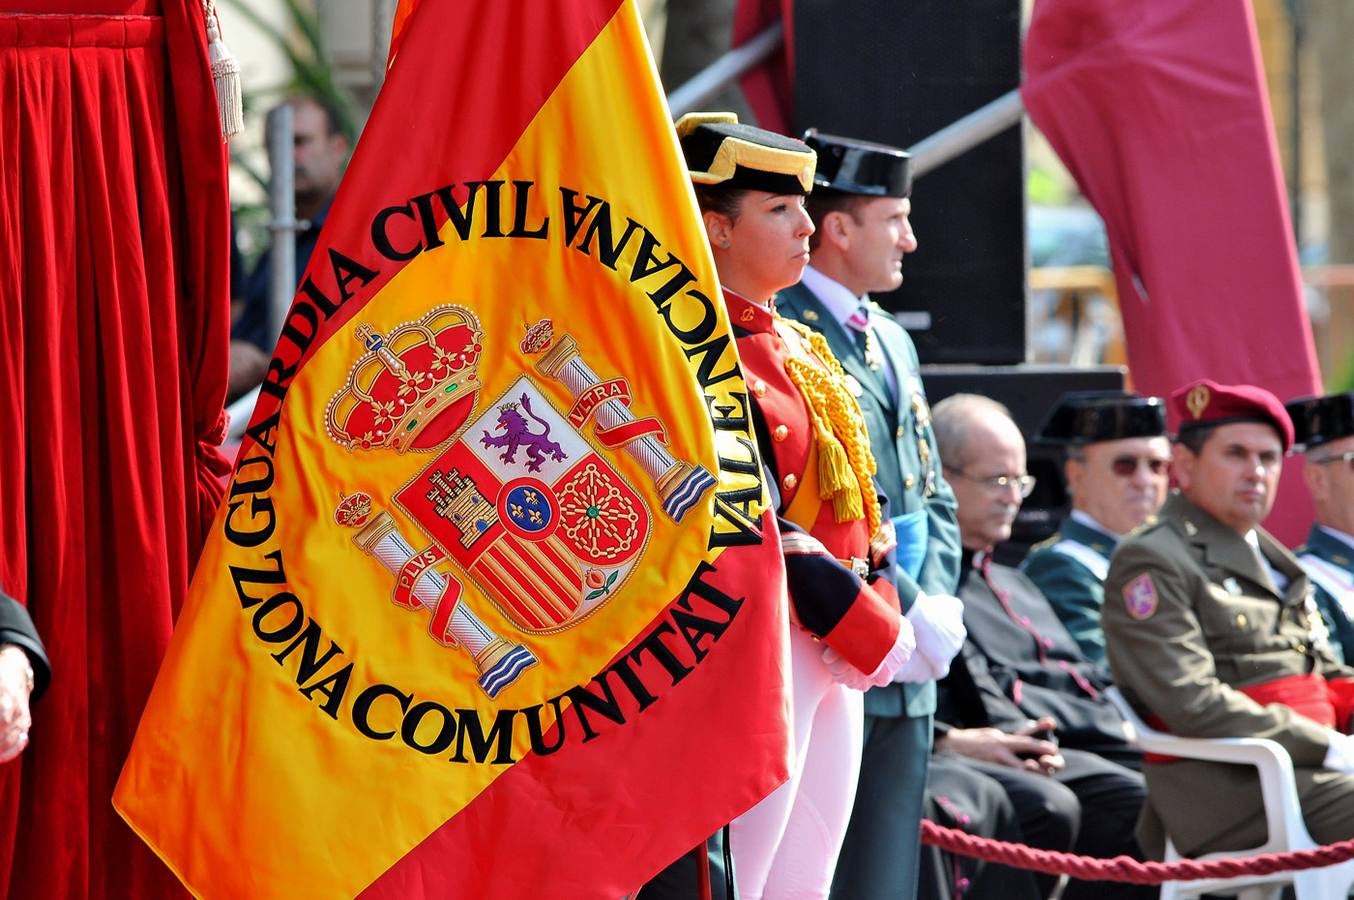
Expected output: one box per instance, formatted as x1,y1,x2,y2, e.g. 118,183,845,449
1029,532,1063,553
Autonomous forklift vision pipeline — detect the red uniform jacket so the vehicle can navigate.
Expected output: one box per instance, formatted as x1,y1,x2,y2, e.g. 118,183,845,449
726,290,901,673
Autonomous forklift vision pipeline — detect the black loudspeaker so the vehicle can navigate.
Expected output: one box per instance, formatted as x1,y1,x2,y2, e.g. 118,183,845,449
791,0,1026,365
920,365,1127,563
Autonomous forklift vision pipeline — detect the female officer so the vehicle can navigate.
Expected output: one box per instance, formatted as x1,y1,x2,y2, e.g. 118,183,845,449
675,113,914,900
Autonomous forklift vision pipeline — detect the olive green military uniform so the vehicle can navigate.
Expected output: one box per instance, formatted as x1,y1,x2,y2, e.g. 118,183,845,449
1022,515,1118,667
1103,492,1354,858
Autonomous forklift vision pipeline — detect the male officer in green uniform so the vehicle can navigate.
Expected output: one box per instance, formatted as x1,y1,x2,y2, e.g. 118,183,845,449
1289,393,1354,663
1023,392,1171,665
775,132,963,900
1104,378,1354,859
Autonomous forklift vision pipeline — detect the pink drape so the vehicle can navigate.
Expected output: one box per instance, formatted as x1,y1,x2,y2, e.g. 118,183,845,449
1023,0,1320,544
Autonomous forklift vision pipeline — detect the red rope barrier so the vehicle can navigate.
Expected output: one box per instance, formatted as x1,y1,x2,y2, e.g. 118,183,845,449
921,820,1354,884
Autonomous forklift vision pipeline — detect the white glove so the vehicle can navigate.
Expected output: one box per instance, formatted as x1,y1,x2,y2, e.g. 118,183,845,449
889,649,943,683
892,593,966,683
822,616,916,692
1325,730,1354,773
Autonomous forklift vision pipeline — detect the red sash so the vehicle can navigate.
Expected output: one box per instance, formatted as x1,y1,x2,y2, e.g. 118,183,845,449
1241,672,1335,727
1143,672,1339,764
1326,677,1354,732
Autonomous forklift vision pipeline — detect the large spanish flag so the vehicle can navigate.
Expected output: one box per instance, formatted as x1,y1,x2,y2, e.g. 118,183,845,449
114,1,791,896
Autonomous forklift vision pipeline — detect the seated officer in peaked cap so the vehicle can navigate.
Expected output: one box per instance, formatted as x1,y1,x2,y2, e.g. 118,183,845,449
773,130,963,900
1023,392,1171,666
1104,379,1354,859
1289,392,1354,663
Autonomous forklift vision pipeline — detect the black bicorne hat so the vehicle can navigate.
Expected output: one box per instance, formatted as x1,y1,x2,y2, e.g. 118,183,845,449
1286,393,1354,451
802,129,912,198
676,112,816,196
1034,391,1167,446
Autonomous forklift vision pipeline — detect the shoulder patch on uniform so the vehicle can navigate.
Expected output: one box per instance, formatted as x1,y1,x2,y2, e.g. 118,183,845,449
1123,573,1159,620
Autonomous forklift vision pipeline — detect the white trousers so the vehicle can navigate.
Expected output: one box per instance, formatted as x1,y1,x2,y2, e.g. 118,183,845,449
730,626,864,900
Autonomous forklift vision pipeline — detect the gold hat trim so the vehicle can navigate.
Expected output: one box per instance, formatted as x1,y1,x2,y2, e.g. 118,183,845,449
675,111,739,138
690,136,816,192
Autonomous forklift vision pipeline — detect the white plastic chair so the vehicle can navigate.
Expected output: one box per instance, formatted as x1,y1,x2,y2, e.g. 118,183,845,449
1105,686,1354,900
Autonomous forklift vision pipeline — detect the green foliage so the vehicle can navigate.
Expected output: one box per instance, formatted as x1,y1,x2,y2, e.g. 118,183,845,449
1327,349,1354,393
224,0,361,264
1027,166,1067,207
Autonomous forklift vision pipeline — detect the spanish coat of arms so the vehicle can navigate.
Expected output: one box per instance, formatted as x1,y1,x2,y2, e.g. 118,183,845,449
324,305,716,699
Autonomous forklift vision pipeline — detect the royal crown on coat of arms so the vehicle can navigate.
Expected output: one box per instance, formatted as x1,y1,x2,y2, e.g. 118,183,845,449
325,304,484,454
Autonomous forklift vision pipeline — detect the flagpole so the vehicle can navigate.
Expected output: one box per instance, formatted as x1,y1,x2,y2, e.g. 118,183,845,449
666,22,784,117
266,103,298,346
371,0,395,90
907,89,1025,178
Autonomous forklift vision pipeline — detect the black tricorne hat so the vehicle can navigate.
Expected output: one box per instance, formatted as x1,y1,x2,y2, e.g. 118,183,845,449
1034,391,1167,446
1286,393,1354,451
676,112,816,196
802,129,912,198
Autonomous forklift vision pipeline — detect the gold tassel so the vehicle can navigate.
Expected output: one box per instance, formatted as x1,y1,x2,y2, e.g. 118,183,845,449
782,320,882,532
818,432,864,522
204,2,244,141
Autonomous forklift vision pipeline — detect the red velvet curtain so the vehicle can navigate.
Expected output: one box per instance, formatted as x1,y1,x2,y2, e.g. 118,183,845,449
0,0,229,895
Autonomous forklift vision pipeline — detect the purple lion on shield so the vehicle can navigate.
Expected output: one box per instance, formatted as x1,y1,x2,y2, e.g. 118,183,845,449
481,393,568,472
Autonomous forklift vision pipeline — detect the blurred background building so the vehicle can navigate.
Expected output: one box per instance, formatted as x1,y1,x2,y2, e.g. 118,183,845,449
217,0,1353,387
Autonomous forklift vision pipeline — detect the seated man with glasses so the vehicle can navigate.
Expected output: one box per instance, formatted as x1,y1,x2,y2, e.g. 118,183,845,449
1290,392,1354,664
927,393,1151,900
1022,392,1172,665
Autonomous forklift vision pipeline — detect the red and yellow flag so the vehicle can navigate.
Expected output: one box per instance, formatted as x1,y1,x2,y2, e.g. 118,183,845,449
114,1,791,896
386,0,417,65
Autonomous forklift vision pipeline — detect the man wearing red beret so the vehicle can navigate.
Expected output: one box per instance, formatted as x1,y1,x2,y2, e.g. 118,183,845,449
1104,379,1354,859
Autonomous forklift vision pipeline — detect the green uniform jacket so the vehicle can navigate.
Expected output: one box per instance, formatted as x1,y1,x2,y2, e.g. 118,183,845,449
776,282,961,719
1297,525,1354,665
1103,492,1353,856
1022,516,1117,667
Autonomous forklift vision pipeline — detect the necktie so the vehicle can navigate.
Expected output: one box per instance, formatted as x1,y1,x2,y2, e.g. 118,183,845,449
845,304,871,333
844,303,890,396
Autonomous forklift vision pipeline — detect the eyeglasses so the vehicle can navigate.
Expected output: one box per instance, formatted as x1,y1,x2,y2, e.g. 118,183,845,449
1109,455,1171,477
944,467,1037,498
1315,451,1354,471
